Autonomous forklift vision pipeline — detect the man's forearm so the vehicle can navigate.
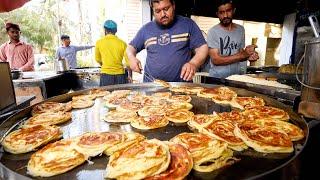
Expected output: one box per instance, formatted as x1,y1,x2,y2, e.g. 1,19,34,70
209,49,248,66
77,46,94,51
20,48,35,71
189,44,208,68
126,45,137,60
20,59,34,71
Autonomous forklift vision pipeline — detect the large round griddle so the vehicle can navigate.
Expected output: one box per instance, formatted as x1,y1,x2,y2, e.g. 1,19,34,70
0,83,309,180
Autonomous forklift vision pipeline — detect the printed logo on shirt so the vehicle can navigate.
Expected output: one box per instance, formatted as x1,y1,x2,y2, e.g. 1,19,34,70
219,36,239,55
144,33,190,48
158,33,171,46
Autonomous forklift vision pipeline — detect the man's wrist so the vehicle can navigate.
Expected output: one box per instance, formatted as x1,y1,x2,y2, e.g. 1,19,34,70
188,61,198,69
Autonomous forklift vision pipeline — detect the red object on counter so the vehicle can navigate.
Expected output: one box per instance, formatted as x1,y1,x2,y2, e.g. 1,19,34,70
0,0,30,13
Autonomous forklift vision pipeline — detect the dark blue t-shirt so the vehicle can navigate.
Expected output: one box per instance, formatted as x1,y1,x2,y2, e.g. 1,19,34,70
130,16,206,82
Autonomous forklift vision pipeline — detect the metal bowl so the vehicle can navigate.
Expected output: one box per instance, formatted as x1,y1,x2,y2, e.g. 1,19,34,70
10,70,22,80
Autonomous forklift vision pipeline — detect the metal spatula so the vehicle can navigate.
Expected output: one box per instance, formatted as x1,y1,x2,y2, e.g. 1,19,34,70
308,15,320,38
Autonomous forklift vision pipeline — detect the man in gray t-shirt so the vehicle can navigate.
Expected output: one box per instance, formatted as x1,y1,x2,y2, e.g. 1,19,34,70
207,0,259,78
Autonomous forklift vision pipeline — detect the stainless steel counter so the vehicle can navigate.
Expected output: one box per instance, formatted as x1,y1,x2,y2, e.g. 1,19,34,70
12,71,73,104
12,71,62,83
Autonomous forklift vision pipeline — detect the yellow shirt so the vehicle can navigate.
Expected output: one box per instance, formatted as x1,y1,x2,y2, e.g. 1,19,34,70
95,34,129,74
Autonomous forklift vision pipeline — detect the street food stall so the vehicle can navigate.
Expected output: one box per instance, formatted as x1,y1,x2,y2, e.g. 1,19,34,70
0,0,320,179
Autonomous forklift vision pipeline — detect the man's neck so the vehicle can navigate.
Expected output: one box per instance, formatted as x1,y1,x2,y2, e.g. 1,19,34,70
155,15,177,29
219,23,235,31
9,39,20,44
105,33,115,36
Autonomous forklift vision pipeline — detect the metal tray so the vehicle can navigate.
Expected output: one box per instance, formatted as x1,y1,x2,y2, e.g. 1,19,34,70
0,83,309,180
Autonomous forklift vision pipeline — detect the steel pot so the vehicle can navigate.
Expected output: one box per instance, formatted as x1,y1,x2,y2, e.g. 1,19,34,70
10,70,22,80
55,58,70,72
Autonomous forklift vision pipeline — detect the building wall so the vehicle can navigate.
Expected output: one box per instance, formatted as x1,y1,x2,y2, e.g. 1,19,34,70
125,0,143,42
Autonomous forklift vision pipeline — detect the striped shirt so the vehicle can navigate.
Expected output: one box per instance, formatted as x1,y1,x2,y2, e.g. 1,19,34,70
0,41,34,71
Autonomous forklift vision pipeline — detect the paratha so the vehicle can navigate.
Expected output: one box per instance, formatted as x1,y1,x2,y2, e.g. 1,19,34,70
104,132,145,156
31,102,65,116
202,120,248,151
24,111,71,127
138,105,167,117
116,101,143,113
170,86,204,95
170,95,192,103
253,119,304,141
234,121,294,153
2,125,62,154
242,106,290,121
89,88,110,97
72,132,125,157
72,94,96,101
146,143,193,180
104,110,137,123
27,139,86,177
232,97,265,110
188,114,220,131
154,79,171,88
165,109,194,123
170,133,237,172
130,115,169,130
106,139,170,180
197,87,237,105
152,92,172,99
71,98,95,109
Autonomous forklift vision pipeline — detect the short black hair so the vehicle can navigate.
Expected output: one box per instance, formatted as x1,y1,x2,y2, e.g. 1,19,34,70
105,28,117,34
149,0,175,8
5,23,20,32
215,0,234,10
60,34,70,40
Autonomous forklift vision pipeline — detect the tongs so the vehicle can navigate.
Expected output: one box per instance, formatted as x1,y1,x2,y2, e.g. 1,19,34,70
143,70,171,88
144,70,155,82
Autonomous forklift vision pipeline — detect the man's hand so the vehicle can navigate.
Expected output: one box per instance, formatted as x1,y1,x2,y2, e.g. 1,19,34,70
180,62,197,81
248,52,259,62
244,45,257,55
239,45,258,61
129,58,142,74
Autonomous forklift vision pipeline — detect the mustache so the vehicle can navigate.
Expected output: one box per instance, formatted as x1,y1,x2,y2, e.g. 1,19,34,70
222,17,231,21
161,16,169,21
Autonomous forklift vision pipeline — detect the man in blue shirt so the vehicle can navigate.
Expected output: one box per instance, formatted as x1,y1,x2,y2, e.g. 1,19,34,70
126,0,208,82
55,35,94,69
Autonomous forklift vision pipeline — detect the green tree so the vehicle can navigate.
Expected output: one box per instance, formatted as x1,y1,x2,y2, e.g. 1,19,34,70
0,0,72,56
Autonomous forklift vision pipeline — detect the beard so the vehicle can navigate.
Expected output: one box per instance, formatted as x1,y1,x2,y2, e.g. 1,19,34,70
155,15,175,29
220,17,232,26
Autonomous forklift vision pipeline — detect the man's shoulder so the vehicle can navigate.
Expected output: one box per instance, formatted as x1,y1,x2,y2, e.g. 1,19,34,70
208,24,221,34
176,15,196,26
115,37,127,46
140,21,156,31
23,42,33,48
18,42,33,50
0,42,9,49
234,23,245,31
96,37,105,44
